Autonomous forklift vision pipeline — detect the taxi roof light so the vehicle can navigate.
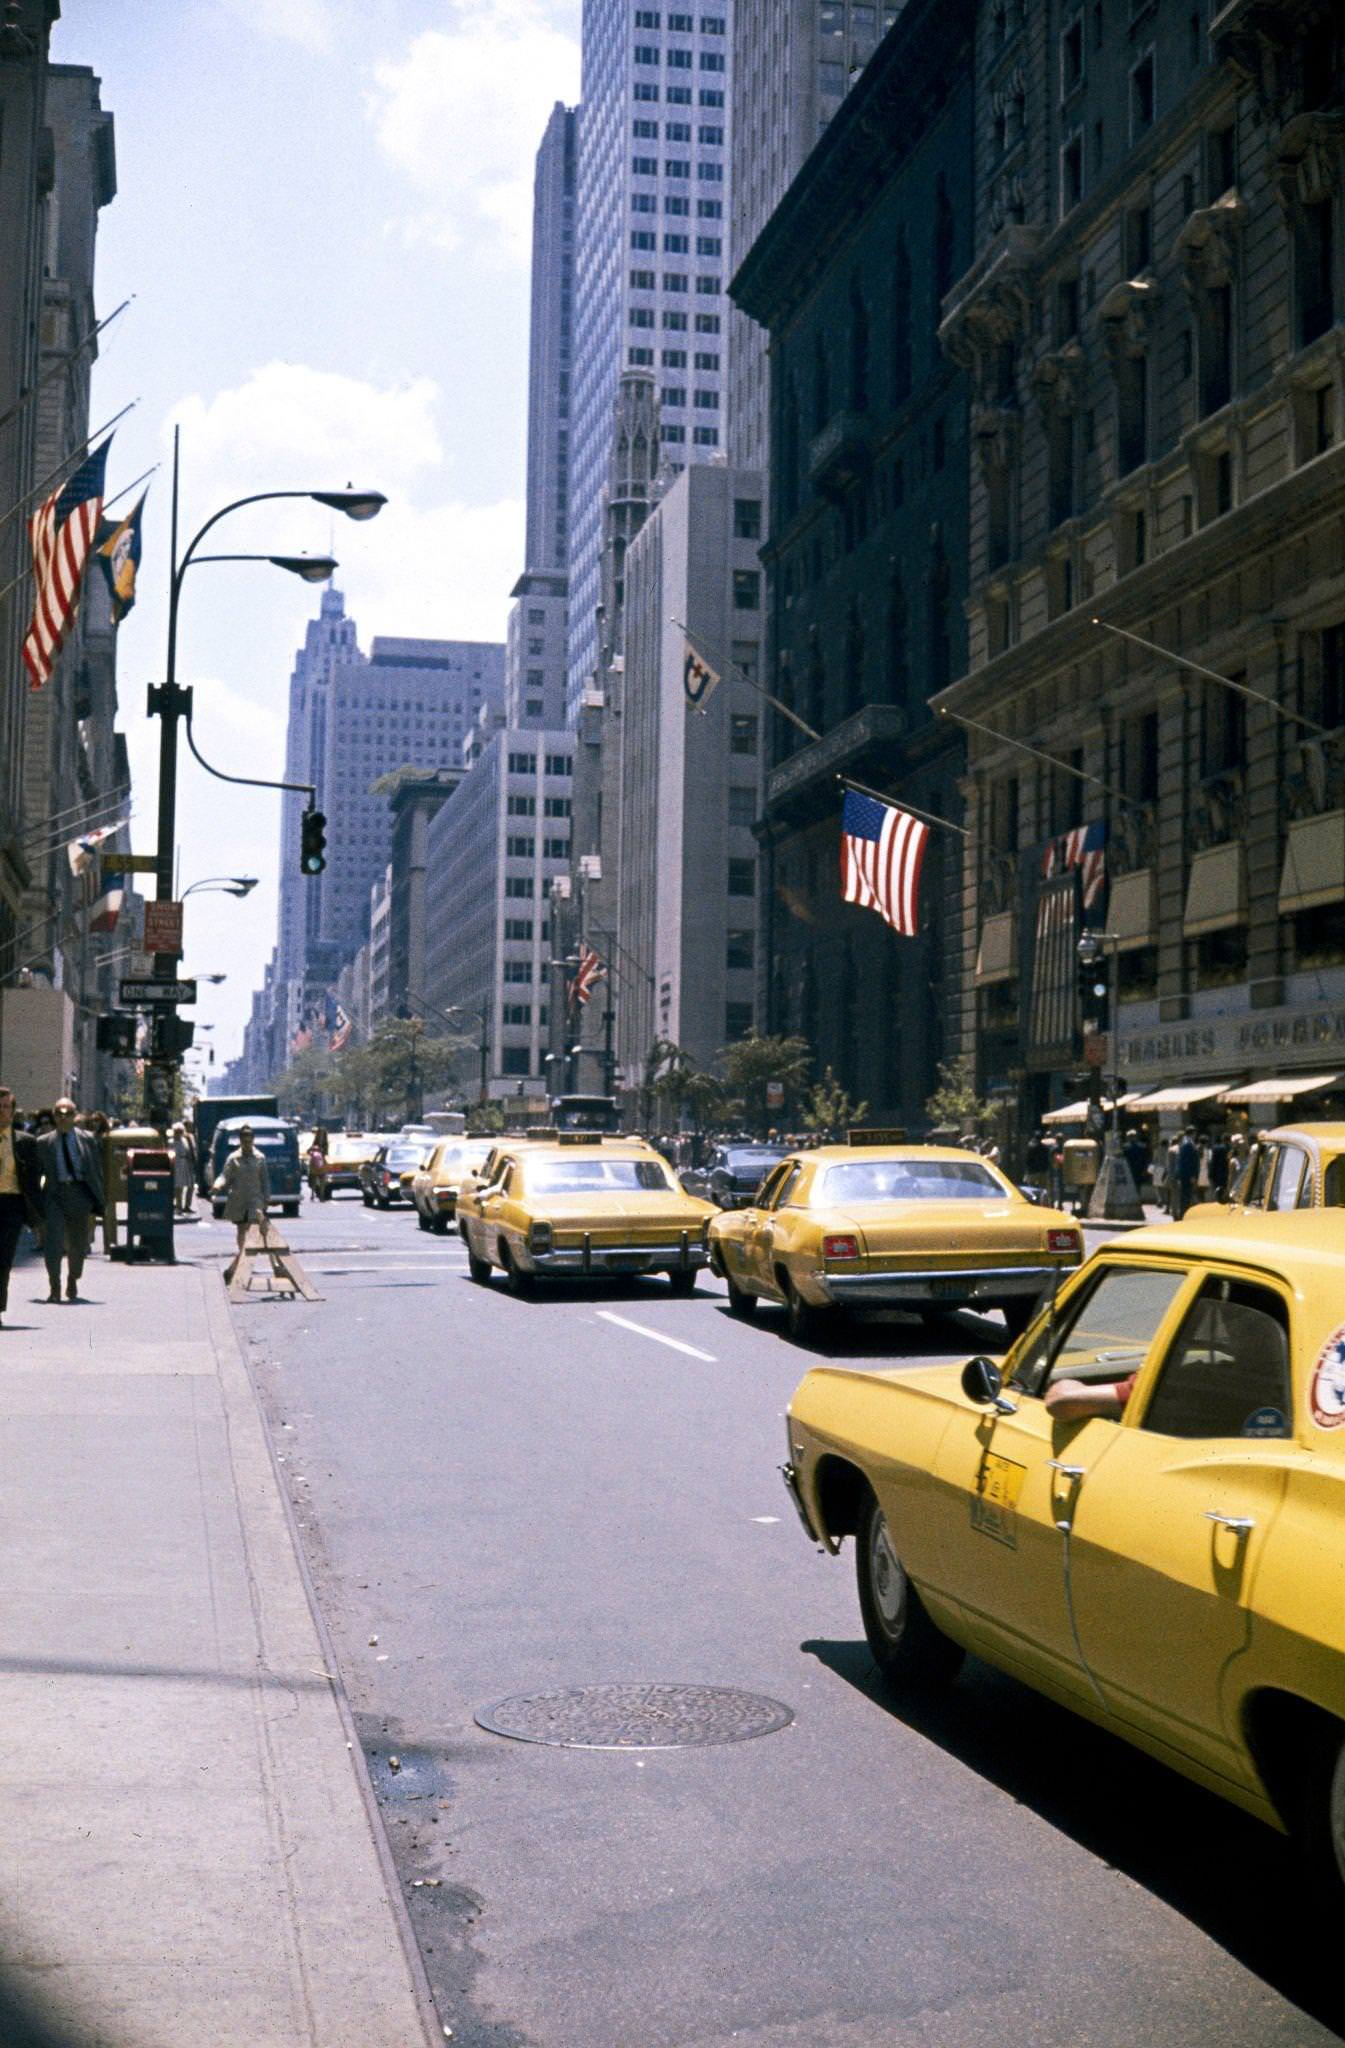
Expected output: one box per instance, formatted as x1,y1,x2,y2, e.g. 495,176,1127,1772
558,1133,605,1146
847,1127,909,1147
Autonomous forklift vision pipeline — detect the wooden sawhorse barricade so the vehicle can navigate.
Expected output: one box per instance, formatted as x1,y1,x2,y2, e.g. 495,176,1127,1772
224,1221,323,1303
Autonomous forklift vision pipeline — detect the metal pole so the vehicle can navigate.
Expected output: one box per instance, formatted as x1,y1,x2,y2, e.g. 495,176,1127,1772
1107,936,1121,1160
145,427,186,1126
479,1013,488,1106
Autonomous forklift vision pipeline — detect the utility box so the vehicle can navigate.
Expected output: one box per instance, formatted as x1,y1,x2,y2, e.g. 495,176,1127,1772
125,1147,175,1263
1062,1136,1101,1188
0,985,76,1110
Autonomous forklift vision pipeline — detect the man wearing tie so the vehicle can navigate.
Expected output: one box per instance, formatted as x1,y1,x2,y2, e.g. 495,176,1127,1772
36,1098,104,1303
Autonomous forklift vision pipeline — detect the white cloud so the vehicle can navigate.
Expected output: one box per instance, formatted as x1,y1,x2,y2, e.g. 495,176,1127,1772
368,2,581,262
214,0,336,50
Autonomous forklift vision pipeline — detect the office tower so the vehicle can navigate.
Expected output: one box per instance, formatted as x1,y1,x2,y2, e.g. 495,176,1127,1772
275,586,361,992
729,2,905,472
318,634,504,963
566,0,734,719
505,102,578,733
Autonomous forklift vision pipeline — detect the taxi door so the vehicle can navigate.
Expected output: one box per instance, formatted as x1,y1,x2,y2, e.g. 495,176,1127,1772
926,1259,1192,1701
739,1163,799,1295
1063,1271,1302,1787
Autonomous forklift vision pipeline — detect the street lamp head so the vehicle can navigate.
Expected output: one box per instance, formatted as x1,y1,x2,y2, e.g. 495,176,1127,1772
271,555,339,583
310,490,387,522
226,877,259,897
1076,933,1103,965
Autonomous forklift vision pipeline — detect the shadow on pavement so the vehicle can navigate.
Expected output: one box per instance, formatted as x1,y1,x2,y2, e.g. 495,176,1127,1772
803,1634,1345,2037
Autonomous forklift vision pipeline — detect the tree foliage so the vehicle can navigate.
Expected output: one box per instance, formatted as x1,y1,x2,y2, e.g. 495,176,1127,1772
801,1066,870,1140
924,1054,993,1135
720,1033,811,1133
273,1020,466,1128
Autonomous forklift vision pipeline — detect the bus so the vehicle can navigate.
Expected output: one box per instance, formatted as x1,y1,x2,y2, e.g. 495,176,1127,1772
549,1094,622,1134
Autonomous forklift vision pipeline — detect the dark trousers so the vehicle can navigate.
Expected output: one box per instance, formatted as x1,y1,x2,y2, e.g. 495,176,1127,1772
43,1184,94,1288
0,1193,28,1311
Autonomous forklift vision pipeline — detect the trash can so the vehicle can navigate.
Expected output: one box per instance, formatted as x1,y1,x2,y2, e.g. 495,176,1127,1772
102,1126,164,1257
125,1148,176,1264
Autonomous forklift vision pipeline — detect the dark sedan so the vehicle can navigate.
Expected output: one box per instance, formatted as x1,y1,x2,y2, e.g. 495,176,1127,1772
359,1143,429,1209
688,1144,790,1209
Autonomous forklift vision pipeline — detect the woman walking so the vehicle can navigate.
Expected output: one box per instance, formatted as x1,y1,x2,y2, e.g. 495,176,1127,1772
171,1123,196,1215
220,1125,271,1255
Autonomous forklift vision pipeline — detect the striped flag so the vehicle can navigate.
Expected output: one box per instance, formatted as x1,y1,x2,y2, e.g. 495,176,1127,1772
1042,819,1107,911
22,438,112,690
330,1000,351,1053
1030,874,1078,1058
840,788,929,938
570,943,605,1009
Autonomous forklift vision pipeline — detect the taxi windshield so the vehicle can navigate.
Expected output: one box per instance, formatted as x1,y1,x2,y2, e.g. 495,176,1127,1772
527,1158,673,1195
820,1159,1006,1204
385,1147,426,1169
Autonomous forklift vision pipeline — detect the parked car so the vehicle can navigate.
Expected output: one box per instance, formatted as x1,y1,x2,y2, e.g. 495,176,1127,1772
1188,1123,1345,1219
781,1209,1345,1890
209,1117,302,1218
410,1137,496,1233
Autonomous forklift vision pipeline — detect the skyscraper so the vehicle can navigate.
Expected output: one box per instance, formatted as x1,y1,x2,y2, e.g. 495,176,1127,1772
566,0,734,720
729,1,906,472
504,101,577,733
275,586,360,993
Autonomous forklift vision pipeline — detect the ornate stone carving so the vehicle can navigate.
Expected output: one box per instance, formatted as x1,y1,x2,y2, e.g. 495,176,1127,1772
1099,276,1161,367
972,402,1021,475
1214,1,1338,126
1276,109,1345,212
1285,732,1345,819
1032,341,1087,419
1175,191,1247,295
1191,770,1248,850
939,224,1040,399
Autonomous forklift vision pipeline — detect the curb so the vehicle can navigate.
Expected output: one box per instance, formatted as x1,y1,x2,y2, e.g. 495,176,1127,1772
199,1258,445,2048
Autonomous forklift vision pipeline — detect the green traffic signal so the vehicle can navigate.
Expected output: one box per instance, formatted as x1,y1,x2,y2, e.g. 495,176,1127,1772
300,807,327,875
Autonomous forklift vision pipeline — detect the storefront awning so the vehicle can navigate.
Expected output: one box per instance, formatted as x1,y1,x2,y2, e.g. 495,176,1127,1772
1279,809,1345,915
1217,1072,1344,1104
1041,1094,1141,1125
1128,1081,1235,1110
1109,868,1156,952
974,910,1016,986
1183,843,1247,937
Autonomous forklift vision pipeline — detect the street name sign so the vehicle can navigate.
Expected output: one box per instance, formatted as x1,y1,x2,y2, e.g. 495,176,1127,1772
142,900,184,956
120,978,197,1007
100,854,159,876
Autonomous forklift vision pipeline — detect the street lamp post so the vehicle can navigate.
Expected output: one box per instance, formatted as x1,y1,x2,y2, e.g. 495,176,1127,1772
1076,929,1143,1223
145,429,384,1123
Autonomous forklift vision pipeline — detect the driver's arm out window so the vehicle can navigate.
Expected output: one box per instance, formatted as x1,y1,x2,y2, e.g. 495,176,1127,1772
1011,1264,1189,1397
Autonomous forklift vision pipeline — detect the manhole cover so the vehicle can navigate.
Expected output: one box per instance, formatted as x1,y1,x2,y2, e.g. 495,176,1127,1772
474,1682,794,1750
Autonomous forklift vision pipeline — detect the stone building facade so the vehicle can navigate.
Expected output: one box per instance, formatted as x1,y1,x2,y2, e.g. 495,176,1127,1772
731,0,974,1128
935,0,1345,1146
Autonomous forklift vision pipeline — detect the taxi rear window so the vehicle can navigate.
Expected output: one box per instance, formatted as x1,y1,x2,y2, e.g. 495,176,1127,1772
527,1158,672,1194
821,1159,1006,1204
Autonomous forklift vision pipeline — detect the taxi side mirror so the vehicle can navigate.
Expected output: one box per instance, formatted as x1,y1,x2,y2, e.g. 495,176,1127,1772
962,1356,1015,1415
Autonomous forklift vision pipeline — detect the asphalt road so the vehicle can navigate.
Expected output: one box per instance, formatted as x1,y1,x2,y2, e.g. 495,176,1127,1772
211,1196,1345,2048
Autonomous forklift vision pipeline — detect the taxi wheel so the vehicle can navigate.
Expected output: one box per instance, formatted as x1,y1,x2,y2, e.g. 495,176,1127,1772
784,1276,823,1344
416,1210,431,1231
857,1490,963,1692
501,1243,535,1296
430,1214,450,1235
725,1273,757,1320
467,1248,493,1285
667,1269,698,1296
362,1191,373,1208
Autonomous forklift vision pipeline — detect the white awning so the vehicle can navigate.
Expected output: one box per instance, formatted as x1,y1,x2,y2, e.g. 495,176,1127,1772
1128,1081,1234,1110
1041,1094,1140,1125
1218,1072,1344,1104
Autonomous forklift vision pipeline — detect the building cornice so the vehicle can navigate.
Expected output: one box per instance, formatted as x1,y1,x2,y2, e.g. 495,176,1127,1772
731,0,974,330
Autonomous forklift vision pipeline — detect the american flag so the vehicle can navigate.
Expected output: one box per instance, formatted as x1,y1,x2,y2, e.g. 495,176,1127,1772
571,943,605,1008
1030,874,1079,1058
330,1000,351,1053
1042,819,1107,910
22,438,112,690
840,788,929,938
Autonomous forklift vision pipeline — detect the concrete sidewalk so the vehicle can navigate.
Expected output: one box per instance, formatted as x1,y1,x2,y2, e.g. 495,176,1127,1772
0,1234,436,2048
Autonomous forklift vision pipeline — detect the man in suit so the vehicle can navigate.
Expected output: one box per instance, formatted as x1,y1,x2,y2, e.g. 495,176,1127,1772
36,1097,104,1303
0,1086,42,1327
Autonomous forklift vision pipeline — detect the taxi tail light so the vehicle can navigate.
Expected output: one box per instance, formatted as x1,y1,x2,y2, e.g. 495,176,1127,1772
1047,1228,1081,1254
823,1234,860,1261
529,1221,554,1253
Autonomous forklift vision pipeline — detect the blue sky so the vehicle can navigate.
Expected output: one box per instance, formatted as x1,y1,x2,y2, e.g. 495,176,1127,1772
53,0,581,1068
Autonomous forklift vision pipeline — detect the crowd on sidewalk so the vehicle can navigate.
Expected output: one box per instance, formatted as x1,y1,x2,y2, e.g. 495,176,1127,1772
1022,1121,1248,1219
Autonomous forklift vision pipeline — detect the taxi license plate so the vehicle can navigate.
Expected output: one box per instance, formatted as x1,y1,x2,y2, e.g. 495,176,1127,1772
604,1252,648,1271
931,1278,970,1299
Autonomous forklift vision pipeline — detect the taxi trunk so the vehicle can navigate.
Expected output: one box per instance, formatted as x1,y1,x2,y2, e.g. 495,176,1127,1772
836,1202,1063,1269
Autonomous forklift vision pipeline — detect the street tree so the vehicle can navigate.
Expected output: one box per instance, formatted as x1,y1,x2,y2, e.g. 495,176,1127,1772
924,1053,993,1136
720,1032,811,1133
801,1067,870,1141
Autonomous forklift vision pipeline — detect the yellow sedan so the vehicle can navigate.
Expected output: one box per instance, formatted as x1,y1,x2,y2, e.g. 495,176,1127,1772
783,1210,1345,1879
459,1136,717,1295
708,1138,1082,1342
1189,1121,1345,1219
410,1137,496,1234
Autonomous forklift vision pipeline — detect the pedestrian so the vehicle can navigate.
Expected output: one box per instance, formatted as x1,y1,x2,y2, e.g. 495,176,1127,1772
0,1085,42,1327
1209,1129,1231,1200
1196,1136,1212,1203
1123,1128,1149,1201
1024,1128,1047,1181
1165,1132,1182,1214
220,1124,271,1255
35,1096,104,1303
171,1122,196,1214
1172,1126,1200,1221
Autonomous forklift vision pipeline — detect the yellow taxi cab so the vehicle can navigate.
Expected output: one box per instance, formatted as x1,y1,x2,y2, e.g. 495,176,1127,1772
707,1132,1083,1343
782,1210,1345,1879
410,1136,496,1234
1189,1122,1345,1220
454,1128,561,1218
458,1134,717,1295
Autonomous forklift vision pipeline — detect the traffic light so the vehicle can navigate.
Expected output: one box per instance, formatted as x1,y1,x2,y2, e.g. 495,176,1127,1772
1076,937,1109,1033
96,1013,138,1056
150,1013,195,1059
300,807,327,875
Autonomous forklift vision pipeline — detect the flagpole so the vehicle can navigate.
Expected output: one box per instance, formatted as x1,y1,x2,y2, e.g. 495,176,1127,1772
668,616,823,743
936,704,1144,811
0,298,132,437
0,399,138,541
836,773,967,837
1090,616,1333,739
0,463,155,614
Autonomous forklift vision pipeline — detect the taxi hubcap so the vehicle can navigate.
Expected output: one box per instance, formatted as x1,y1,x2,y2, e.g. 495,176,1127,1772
870,1516,906,1636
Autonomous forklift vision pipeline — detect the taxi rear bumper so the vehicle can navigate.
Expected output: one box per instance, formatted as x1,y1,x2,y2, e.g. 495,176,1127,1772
530,1233,710,1275
818,1262,1059,1307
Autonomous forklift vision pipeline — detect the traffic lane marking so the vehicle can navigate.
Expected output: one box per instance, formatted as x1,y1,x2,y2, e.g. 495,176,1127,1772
595,1310,717,1362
